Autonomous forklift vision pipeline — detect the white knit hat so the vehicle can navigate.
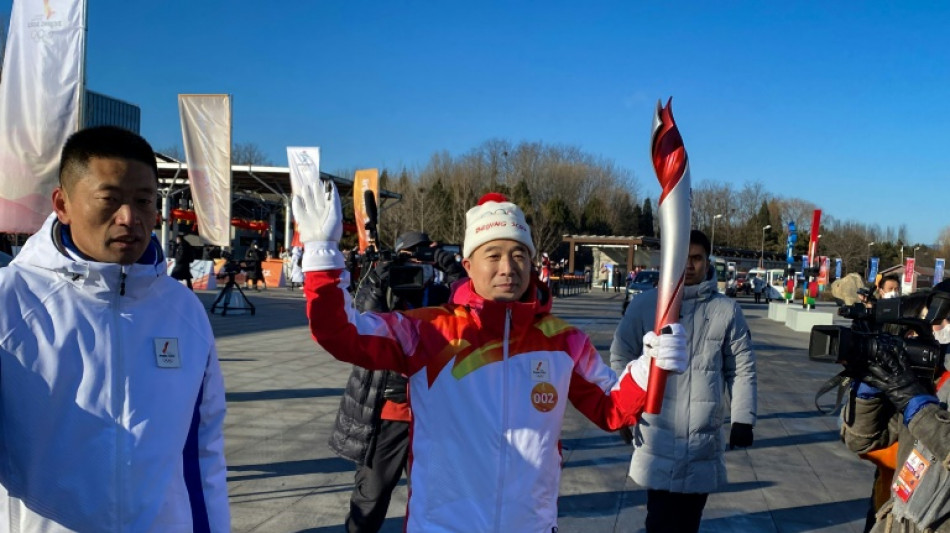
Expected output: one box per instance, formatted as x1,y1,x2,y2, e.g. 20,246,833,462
463,193,536,258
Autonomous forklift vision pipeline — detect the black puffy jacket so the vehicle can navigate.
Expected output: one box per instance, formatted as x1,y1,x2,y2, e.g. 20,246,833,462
328,254,464,464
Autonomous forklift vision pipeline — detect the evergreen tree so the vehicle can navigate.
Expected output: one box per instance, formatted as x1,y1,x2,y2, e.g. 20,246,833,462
510,179,534,226
425,179,450,242
631,204,643,235
612,193,638,236
581,197,612,235
640,199,655,237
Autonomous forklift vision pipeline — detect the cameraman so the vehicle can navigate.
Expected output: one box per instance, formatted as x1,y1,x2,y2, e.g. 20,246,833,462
842,281,950,532
878,274,902,300
328,231,465,533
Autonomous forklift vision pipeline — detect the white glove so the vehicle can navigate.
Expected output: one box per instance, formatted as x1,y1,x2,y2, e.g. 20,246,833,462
291,176,344,271
629,323,688,390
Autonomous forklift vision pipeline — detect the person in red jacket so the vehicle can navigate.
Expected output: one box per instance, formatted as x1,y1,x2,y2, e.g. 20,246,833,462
292,174,688,532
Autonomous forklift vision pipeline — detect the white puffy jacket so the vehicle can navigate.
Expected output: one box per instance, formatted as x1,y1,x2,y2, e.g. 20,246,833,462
0,214,229,532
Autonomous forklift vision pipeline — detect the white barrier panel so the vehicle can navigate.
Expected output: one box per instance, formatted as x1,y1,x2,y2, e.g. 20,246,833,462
166,259,217,289
768,301,790,322
785,307,834,333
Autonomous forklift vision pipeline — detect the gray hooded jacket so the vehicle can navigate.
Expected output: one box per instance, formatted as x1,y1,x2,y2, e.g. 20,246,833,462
610,271,756,493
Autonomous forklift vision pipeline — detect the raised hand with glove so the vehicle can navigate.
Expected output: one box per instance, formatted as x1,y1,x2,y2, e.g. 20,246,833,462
291,175,344,271
860,335,937,422
629,323,689,391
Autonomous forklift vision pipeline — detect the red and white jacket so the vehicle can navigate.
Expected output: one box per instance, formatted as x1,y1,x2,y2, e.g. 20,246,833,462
306,270,646,532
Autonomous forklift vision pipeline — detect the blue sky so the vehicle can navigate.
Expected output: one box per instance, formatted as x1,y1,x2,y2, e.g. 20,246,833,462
3,1,947,244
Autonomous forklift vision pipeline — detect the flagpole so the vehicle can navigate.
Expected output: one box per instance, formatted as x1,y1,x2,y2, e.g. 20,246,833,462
77,0,88,130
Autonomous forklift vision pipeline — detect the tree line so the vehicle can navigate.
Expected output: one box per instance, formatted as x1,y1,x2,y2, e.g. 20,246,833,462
160,138,950,278
353,139,950,277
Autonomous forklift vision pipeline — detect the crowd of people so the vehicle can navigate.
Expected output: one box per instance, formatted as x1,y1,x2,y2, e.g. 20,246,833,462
3,125,950,532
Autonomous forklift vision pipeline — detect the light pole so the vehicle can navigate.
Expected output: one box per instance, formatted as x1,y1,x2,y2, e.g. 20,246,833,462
418,187,426,232
760,224,771,268
867,242,875,279
914,246,921,260
711,214,723,256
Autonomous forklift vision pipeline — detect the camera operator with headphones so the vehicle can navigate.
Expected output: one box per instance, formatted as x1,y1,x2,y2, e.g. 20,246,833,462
842,280,950,532
328,230,465,533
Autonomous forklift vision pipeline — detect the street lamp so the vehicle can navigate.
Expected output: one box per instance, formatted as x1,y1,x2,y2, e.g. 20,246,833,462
711,214,723,256
867,242,875,279
418,187,426,232
760,224,771,268
914,246,921,260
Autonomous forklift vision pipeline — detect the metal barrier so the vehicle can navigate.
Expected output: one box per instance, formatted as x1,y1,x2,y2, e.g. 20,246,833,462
550,275,586,297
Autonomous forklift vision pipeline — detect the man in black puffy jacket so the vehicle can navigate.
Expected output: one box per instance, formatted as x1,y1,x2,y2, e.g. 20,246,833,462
328,231,465,533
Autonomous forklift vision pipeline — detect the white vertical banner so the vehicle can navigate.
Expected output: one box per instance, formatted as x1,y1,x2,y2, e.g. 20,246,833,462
179,94,232,247
0,0,86,233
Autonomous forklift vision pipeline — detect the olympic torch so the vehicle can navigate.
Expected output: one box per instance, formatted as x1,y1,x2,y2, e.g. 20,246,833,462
646,98,692,414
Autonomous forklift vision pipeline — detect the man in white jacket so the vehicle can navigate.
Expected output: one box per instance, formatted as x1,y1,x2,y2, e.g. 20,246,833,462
0,126,230,532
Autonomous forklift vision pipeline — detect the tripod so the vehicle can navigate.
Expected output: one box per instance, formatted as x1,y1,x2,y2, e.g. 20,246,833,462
210,270,256,316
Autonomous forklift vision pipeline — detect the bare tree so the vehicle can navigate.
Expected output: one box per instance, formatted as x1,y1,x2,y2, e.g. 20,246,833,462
232,142,272,166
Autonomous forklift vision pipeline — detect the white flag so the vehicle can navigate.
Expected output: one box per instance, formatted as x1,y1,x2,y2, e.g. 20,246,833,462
286,147,320,195
0,0,86,233
179,94,231,247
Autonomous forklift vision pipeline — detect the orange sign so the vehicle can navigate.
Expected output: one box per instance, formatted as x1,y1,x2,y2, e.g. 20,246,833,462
262,258,286,288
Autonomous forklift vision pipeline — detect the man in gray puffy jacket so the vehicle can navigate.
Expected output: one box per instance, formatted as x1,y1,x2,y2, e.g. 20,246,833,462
610,229,757,533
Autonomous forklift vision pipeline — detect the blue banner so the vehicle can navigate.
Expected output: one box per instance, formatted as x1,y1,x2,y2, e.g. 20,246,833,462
786,221,797,263
835,258,842,279
935,258,945,287
868,257,880,283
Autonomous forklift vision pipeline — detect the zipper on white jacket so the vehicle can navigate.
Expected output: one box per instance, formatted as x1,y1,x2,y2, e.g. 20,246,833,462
493,307,513,532
113,269,125,529
119,265,127,296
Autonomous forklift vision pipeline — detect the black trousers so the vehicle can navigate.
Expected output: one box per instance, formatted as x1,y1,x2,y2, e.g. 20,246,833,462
645,489,709,533
346,419,410,533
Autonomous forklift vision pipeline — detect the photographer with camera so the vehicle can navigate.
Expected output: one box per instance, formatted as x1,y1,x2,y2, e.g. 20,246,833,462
329,230,465,533
294,180,688,532
841,281,950,532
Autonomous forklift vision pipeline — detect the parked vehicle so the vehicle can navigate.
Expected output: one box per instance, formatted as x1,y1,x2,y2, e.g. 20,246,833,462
621,270,660,314
735,272,749,295
748,267,786,302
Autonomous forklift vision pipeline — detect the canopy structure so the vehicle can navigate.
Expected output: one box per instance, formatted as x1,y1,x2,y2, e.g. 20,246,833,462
155,154,401,256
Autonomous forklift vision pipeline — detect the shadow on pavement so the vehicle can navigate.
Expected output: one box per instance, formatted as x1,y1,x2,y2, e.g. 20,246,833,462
296,516,403,533
558,489,647,517
228,457,353,481
226,388,345,402
752,430,839,449
701,498,867,532
561,435,627,451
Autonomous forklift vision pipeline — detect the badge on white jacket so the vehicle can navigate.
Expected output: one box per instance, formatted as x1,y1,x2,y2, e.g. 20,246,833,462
154,338,181,368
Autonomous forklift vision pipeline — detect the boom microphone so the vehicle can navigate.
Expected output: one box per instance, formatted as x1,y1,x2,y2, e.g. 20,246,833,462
363,190,378,229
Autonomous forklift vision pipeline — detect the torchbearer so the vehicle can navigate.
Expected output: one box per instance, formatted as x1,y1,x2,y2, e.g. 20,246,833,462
292,177,689,531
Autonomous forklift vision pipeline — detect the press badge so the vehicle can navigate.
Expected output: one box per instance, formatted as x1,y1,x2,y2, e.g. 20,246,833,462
154,338,181,368
892,446,931,503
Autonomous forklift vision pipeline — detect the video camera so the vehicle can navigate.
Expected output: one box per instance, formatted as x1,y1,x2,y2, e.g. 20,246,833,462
358,191,457,307
809,286,950,382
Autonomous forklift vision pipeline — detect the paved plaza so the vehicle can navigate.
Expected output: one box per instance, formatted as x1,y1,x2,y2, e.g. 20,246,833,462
200,284,874,532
